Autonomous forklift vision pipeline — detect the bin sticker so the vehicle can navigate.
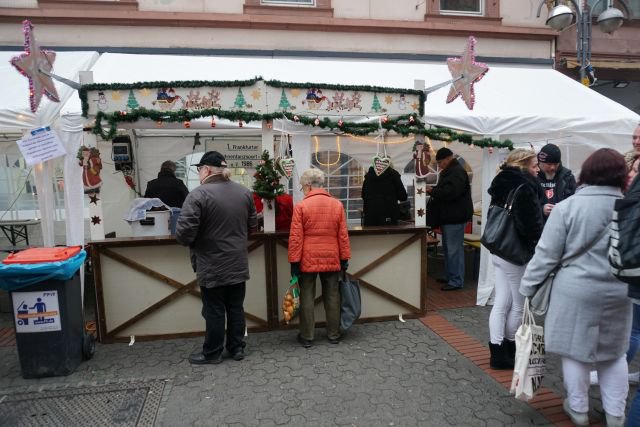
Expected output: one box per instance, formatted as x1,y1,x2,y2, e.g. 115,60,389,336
12,291,62,333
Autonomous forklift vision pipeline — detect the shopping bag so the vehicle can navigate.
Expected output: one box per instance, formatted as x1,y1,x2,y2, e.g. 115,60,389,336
282,275,300,324
510,299,545,401
339,271,361,331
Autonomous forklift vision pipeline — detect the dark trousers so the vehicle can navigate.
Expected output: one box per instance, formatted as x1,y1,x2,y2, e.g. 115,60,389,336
299,271,341,341
200,283,246,357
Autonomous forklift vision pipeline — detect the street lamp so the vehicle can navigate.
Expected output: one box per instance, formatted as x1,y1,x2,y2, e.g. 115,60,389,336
537,0,631,86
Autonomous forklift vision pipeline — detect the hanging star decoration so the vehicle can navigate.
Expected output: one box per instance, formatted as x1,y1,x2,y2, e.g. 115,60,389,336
89,194,100,205
91,216,102,225
417,208,425,217
10,20,60,113
446,36,489,110
416,187,425,196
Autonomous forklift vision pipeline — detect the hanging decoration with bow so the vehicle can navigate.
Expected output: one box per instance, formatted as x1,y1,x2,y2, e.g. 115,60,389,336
372,118,391,176
275,123,295,179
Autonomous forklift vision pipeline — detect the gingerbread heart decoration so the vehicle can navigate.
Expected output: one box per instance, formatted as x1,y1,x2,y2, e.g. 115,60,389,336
372,155,391,176
277,157,296,179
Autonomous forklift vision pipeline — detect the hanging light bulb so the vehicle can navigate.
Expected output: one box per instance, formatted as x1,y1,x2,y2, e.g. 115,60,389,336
183,121,191,128
314,118,320,126
210,117,216,128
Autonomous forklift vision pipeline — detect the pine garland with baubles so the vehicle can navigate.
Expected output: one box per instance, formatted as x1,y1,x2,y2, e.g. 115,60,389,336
253,150,284,208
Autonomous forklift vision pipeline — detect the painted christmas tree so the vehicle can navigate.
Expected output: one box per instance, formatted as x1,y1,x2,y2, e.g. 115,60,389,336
234,88,247,109
278,89,291,110
127,90,139,110
253,150,284,205
371,93,381,112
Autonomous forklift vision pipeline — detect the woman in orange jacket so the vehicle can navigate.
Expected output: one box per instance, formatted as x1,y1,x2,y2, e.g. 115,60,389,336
288,168,351,347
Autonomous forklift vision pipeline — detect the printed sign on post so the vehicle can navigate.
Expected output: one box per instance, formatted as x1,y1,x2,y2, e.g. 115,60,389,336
16,126,66,166
12,290,62,333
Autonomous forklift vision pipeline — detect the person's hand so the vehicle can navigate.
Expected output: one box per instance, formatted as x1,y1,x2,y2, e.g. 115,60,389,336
290,262,301,277
340,260,349,271
543,203,554,216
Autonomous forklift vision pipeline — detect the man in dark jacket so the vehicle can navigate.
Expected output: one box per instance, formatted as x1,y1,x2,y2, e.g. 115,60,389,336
144,160,189,208
426,148,473,290
176,151,257,365
536,144,576,219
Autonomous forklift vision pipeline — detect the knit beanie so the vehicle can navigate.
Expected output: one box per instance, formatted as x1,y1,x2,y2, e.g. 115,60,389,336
537,144,561,164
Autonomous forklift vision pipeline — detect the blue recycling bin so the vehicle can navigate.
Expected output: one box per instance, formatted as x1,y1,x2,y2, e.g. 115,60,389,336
0,250,93,379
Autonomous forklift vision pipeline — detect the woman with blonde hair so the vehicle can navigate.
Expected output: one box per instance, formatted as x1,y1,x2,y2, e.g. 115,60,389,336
485,149,544,369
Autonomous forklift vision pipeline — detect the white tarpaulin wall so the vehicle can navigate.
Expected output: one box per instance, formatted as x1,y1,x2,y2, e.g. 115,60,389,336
0,50,99,247
55,53,640,305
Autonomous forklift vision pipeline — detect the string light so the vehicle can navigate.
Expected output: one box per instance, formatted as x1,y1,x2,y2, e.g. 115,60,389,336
314,136,342,167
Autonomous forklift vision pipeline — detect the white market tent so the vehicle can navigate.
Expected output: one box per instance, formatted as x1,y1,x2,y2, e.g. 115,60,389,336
0,50,99,247
6,51,639,305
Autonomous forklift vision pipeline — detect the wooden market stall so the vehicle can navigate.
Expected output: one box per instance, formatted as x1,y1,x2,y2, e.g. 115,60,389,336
89,225,427,343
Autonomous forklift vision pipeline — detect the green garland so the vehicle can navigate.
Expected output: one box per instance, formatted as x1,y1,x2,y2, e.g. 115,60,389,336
80,77,512,150
90,108,513,150
252,150,284,201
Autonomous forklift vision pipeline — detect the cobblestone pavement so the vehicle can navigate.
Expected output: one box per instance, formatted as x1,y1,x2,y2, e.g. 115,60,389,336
0,308,637,426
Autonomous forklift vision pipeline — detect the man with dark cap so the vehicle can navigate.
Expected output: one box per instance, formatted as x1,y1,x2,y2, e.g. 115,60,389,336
426,147,473,291
176,151,257,364
144,160,189,208
537,143,576,219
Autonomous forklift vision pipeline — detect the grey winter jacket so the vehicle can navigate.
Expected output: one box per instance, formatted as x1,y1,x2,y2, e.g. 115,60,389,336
175,175,257,288
520,185,631,363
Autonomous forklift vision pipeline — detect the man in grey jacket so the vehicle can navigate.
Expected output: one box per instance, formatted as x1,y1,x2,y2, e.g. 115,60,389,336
176,151,257,364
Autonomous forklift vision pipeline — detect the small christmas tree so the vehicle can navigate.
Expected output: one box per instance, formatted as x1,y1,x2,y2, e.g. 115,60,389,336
127,90,139,110
371,93,381,112
253,150,284,207
234,88,247,109
278,88,291,110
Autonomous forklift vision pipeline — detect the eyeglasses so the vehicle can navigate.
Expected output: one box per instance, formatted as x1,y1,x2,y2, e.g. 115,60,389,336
197,165,206,172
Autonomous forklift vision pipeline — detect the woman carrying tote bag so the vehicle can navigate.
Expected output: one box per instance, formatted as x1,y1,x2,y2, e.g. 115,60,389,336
485,149,544,370
520,149,631,427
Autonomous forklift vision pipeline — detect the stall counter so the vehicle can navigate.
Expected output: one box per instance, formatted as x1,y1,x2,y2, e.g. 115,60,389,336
88,225,428,343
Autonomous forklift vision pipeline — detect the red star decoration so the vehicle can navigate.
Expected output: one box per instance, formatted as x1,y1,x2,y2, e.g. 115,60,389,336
417,208,425,217
446,36,489,110
10,20,60,113
89,194,99,205
416,187,425,195
91,216,101,225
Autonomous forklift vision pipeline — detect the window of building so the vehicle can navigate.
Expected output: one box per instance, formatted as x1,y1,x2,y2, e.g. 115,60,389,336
440,0,483,15
261,0,315,5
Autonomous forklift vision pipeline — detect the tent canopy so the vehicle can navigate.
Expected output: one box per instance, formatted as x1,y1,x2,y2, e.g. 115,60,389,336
0,51,99,133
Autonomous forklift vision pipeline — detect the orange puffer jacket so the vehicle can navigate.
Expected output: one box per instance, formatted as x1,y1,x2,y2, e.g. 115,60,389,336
288,189,351,272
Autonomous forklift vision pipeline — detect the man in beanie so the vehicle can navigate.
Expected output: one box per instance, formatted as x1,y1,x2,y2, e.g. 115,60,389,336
144,160,189,208
426,147,473,290
537,143,576,218
176,151,257,364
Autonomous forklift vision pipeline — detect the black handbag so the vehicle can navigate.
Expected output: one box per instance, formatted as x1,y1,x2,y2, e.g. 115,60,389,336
481,184,533,265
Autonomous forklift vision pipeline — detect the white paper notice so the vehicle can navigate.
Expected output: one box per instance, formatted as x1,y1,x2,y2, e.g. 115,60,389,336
17,126,66,166
12,290,62,333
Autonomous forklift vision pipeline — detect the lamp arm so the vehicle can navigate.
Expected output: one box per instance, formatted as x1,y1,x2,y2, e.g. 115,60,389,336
565,0,582,20
615,0,631,18
536,0,583,20
535,0,548,18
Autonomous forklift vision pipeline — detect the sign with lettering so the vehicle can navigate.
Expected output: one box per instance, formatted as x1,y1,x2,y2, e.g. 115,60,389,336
210,141,263,168
12,290,62,333
16,126,66,166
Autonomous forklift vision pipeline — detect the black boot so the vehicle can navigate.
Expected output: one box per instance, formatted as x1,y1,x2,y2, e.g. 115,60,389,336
489,342,514,370
503,339,516,367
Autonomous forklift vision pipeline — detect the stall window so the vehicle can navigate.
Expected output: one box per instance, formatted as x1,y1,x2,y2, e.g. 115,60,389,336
0,153,68,222
311,150,364,225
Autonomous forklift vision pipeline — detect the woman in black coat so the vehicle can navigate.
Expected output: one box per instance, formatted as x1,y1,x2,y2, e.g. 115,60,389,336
485,149,544,370
362,166,408,226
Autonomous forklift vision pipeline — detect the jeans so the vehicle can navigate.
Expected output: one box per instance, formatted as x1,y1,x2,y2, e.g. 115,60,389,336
627,303,640,427
489,255,526,344
299,271,341,341
200,283,246,357
441,223,466,288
